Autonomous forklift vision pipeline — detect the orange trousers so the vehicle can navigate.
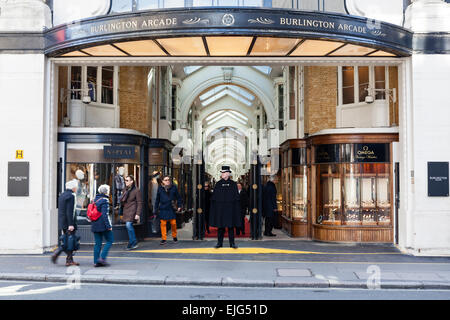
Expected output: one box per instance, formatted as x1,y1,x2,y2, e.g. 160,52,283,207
160,219,177,240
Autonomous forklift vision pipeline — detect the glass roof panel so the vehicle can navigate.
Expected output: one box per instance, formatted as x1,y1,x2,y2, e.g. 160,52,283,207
61,51,89,57
368,50,396,57
250,37,301,56
200,85,254,105
202,89,252,107
328,44,376,56
289,39,344,56
206,36,254,56
157,37,207,56
81,45,128,56
113,40,166,56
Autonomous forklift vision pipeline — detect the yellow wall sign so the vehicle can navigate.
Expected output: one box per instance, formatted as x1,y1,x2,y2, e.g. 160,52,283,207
16,150,24,159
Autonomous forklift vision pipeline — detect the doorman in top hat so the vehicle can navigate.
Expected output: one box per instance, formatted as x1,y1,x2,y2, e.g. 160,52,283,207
209,165,241,249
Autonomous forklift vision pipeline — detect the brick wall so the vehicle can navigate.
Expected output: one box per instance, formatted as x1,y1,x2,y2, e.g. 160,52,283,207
119,66,152,136
304,66,337,135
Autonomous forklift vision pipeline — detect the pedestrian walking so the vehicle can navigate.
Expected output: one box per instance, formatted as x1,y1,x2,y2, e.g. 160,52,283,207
263,176,278,237
235,182,249,236
209,166,241,249
91,184,114,267
51,179,80,266
120,175,142,250
155,175,183,245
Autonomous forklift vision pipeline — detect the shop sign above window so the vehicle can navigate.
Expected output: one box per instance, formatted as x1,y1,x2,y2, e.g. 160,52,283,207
104,146,136,159
315,144,340,163
353,143,389,163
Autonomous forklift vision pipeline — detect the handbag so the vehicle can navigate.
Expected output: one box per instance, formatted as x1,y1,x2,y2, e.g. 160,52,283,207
59,231,80,251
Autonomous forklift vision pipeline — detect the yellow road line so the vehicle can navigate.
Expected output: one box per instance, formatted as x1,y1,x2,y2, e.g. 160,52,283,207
130,248,402,255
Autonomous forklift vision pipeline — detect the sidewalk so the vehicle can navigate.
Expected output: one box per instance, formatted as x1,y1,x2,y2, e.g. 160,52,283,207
1,239,450,290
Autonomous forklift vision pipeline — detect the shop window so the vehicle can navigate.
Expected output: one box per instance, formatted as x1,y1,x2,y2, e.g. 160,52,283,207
318,164,341,224
160,67,168,120
70,66,82,100
87,67,98,103
68,66,117,106
102,66,114,105
342,66,354,104
375,66,386,100
66,162,141,226
315,143,392,226
358,66,369,103
340,66,389,105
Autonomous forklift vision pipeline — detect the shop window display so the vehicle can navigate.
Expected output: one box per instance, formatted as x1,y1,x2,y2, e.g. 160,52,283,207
281,148,307,222
315,143,392,226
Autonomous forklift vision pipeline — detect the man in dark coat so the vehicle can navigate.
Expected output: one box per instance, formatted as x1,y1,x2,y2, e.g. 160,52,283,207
235,182,249,236
262,176,278,237
209,166,241,249
51,179,80,266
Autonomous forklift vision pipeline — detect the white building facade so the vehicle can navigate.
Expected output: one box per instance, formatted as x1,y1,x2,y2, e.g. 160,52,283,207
0,0,449,255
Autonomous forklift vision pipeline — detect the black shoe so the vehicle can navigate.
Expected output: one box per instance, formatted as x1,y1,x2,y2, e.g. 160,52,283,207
230,243,238,249
214,243,222,248
173,237,178,243
51,254,58,264
160,240,167,245
266,233,276,237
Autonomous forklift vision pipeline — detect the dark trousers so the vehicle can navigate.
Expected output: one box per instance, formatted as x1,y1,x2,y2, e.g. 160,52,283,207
264,216,274,235
217,227,235,246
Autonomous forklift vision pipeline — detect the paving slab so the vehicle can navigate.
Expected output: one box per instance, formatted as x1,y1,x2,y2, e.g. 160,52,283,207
276,268,312,277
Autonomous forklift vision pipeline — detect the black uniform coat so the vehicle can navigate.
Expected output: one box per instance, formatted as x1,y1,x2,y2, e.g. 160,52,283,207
238,189,249,217
58,189,77,231
262,181,278,218
209,178,242,228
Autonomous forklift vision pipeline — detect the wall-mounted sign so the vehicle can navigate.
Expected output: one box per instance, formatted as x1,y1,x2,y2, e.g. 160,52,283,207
8,162,29,197
428,162,449,197
354,143,389,163
103,146,135,159
15,150,24,159
315,144,340,163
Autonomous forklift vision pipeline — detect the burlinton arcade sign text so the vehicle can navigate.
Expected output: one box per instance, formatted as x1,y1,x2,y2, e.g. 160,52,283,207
45,8,412,56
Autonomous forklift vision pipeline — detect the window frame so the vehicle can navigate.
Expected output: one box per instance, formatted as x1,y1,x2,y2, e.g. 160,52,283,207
68,65,119,107
337,65,389,107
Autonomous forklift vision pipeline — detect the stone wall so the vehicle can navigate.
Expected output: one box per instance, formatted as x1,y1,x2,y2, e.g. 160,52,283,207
304,66,338,135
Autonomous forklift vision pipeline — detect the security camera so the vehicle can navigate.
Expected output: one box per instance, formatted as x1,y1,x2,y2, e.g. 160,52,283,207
365,95,374,104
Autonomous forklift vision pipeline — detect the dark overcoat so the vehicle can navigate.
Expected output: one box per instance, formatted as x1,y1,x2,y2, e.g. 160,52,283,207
201,188,212,222
58,189,77,231
154,184,183,220
209,179,242,228
262,181,278,218
120,185,143,222
91,194,112,233
238,189,249,217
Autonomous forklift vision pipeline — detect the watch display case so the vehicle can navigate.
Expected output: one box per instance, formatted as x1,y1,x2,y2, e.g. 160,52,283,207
314,143,393,227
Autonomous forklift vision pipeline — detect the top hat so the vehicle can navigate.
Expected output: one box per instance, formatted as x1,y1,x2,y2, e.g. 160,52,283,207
220,165,232,173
